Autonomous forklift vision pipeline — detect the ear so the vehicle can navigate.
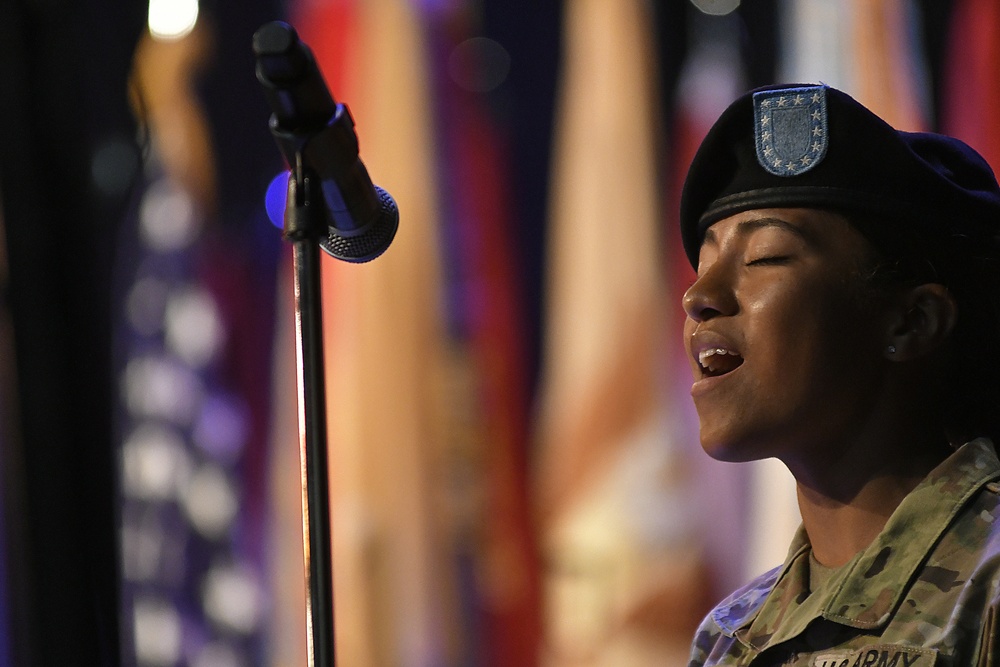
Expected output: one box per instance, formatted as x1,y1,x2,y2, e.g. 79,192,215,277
885,284,957,361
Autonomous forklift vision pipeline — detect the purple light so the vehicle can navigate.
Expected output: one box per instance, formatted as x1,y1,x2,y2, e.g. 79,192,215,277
264,172,290,230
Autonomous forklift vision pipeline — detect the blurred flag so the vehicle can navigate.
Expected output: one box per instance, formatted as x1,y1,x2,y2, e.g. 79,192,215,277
942,0,1000,169
778,0,856,89
535,1,705,664
427,8,544,666
849,0,929,130
119,26,276,667
780,0,929,129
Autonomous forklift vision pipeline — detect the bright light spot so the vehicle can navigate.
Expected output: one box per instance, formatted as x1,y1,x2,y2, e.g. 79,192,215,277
127,276,169,336
122,424,191,500
133,597,182,665
121,516,165,582
139,178,200,252
265,171,289,230
202,562,263,634
182,464,238,539
122,511,190,586
164,286,224,368
192,642,245,667
193,394,249,463
148,0,199,41
690,0,740,15
122,355,204,425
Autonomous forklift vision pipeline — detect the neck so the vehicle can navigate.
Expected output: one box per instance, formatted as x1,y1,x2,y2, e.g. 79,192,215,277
789,428,952,568
796,473,922,568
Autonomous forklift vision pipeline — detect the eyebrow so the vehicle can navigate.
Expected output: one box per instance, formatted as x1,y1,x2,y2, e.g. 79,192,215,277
703,216,817,246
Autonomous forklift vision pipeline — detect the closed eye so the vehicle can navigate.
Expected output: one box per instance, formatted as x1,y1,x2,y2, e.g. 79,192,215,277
745,255,792,266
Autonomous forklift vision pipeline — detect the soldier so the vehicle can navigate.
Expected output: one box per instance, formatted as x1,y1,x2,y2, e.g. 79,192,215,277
681,84,1000,666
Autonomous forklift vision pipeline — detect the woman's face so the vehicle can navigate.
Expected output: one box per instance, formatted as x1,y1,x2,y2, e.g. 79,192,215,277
682,208,892,465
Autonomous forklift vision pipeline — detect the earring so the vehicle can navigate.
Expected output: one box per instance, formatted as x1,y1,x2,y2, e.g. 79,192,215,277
887,345,896,354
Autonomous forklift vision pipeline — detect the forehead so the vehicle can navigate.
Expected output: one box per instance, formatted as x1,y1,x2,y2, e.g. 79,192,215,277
700,207,869,251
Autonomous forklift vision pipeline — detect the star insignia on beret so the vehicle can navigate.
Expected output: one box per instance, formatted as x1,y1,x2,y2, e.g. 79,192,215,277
753,85,828,176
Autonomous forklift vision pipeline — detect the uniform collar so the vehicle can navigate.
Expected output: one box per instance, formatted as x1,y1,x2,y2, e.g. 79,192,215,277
711,439,1000,649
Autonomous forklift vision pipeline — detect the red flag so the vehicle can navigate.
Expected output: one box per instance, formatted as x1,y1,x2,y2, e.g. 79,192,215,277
432,17,544,664
942,0,1000,171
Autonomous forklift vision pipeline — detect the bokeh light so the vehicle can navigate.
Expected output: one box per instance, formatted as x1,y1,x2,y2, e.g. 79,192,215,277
265,171,289,230
448,37,512,92
690,0,740,16
148,0,199,40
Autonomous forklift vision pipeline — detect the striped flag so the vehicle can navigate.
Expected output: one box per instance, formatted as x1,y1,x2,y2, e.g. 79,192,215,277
536,1,707,663
426,10,544,665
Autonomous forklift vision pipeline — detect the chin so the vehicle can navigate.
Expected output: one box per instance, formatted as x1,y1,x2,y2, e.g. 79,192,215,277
698,427,772,463
700,441,753,463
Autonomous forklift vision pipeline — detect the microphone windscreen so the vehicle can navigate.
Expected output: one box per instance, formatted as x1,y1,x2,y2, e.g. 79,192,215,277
319,186,399,263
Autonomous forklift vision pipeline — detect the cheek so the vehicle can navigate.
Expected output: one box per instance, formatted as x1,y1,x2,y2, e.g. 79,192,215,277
682,315,696,338
750,280,883,398
741,280,804,354
744,281,863,379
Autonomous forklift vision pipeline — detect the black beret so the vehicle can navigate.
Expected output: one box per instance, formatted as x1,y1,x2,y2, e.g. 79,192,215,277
679,84,1000,268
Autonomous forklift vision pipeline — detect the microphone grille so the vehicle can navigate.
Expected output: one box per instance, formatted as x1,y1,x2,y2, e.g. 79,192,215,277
319,187,399,263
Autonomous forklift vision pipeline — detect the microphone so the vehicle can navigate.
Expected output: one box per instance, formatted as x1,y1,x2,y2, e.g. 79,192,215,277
253,21,398,262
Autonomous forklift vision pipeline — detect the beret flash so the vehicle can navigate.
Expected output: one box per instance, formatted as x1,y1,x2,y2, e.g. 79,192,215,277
679,84,1000,268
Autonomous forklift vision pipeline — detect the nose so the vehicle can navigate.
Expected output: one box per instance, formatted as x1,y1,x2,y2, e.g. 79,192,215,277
682,262,736,323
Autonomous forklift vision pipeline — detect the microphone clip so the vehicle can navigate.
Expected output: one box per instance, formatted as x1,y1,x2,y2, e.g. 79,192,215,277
269,102,380,245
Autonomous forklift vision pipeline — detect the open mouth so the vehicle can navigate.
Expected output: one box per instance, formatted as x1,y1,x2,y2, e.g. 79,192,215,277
697,347,744,378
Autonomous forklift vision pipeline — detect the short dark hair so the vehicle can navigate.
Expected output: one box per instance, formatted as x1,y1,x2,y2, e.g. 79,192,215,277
850,212,1000,442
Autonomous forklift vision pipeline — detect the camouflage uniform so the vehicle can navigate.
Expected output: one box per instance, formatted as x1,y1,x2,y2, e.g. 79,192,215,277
688,439,1000,666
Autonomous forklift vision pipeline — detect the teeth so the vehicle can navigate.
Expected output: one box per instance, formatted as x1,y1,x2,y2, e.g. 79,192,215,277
698,348,739,367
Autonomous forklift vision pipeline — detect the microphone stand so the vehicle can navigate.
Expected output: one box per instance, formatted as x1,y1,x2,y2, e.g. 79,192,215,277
254,22,398,666
283,155,336,667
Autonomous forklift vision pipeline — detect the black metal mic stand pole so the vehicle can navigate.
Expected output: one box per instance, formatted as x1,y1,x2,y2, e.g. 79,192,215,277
283,156,336,667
